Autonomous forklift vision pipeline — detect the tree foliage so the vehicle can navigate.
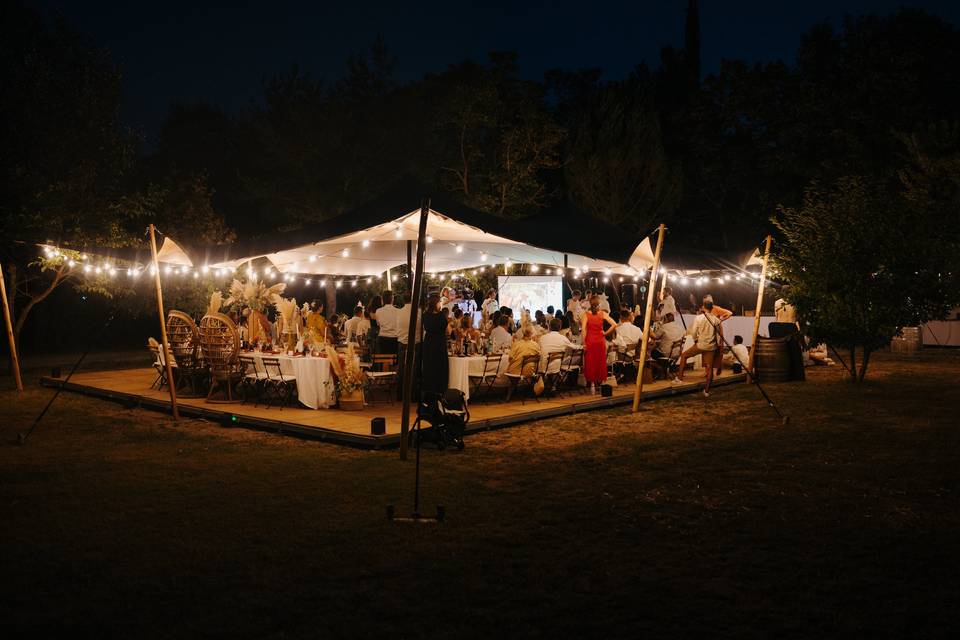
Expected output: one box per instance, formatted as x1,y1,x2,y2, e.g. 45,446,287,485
773,173,959,381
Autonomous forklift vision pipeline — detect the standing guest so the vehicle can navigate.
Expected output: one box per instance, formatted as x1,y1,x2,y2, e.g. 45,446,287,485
458,290,478,324
567,290,584,322
580,289,593,311
440,286,461,311
374,291,400,354
673,300,721,396
581,295,615,394
367,294,382,348
344,306,369,342
775,292,798,325
658,286,677,321
703,294,733,376
396,292,421,400
490,314,513,353
481,289,500,317
419,293,448,396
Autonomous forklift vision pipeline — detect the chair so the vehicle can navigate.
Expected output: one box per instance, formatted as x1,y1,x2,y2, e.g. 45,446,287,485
542,351,565,396
651,338,685,380
468,353,504,402
505,354,542,405
167,310,206,396
198,313,243,403
147,342,176,390
558,347,584,396
259,356,297,409
238,353,267,405
613,342,639,382
366,353,398,405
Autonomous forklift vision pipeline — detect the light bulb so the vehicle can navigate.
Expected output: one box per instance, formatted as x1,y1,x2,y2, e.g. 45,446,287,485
362,239,370,248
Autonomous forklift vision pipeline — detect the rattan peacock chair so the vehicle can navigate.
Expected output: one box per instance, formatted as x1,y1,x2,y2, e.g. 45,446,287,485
167,310,207,396
198,313,243,403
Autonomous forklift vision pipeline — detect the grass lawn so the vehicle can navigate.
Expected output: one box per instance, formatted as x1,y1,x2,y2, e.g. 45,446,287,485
2,351,959,638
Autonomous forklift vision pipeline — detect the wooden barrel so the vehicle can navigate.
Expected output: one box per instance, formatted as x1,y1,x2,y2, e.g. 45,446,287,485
754,336,791,382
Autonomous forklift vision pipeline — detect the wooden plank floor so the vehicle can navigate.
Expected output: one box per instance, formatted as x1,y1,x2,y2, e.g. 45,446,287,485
42,367,747,448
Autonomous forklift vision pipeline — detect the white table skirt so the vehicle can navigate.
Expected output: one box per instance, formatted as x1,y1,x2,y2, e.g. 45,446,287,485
448,354,510,399
249,353,336,409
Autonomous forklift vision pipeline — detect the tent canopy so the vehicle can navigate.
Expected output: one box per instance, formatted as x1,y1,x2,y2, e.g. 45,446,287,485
192,177,655,276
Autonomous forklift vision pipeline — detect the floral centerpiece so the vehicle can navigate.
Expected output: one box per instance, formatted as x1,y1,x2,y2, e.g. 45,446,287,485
219,277,286,345
326,344,364,410
275,297,299,352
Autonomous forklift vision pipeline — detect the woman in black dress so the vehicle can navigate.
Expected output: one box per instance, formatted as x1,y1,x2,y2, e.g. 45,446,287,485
420,292,448,396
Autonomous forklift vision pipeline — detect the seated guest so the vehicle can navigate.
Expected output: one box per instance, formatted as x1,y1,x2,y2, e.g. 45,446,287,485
500,307,515,333
458,314,480,343
555,309,564,320
651,313,685,358
562,310,582,343
540,318,581,374
546,305,555,317
614,310,643,352
507,327,541,375
723,334,750,367
490,315,513,353
806,343,835,366
534,309,547,329
327,314,343,344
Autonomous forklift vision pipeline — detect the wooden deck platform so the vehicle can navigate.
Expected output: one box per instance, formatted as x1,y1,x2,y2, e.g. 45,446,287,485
41,368,747,448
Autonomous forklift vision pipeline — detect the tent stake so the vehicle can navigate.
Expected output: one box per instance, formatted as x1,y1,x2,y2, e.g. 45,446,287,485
747,235,773,378
0,262,23,392
399,199,430,460
149,224,179,421
632,223,666,412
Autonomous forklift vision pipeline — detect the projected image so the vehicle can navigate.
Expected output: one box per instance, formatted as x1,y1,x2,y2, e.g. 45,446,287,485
497,275,563,315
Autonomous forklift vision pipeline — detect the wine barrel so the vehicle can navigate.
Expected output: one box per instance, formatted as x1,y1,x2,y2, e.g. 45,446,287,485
754,336,791,382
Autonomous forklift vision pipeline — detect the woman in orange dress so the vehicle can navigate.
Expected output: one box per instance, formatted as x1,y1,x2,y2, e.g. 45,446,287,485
581,295,615,394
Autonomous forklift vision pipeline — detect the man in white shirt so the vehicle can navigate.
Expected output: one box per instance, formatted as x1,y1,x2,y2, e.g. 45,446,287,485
659,286,677,321
673,301,721,396
481,289,499,317
539,318,581,373
775,297,797,324
343,306,369,342
396,292,421,400
614,310,643,353
652,313,685,358
723,334,750,368
458,292,478,326
567,290,584,322
489,315,513,353
374,290,400,354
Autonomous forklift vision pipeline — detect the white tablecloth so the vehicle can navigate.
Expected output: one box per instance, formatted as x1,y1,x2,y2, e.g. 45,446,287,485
249,353,337,409
448,354,510,399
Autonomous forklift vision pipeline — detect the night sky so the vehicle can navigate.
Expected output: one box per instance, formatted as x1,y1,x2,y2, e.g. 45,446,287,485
28,0,960,144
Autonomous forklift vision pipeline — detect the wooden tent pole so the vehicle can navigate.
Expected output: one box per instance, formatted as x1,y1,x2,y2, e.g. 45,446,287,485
632,224,667,412
385,267,392,292
0,262,23,392
399,199,430,460
149,224,179,420
747,235,773,378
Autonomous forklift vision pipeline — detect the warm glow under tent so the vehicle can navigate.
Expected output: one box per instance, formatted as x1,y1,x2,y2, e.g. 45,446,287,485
188,178,656,277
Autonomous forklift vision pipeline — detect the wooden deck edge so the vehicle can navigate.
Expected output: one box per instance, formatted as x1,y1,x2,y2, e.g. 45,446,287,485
40,374,747,449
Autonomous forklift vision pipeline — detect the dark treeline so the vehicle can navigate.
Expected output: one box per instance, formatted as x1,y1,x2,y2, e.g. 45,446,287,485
2,1,960,354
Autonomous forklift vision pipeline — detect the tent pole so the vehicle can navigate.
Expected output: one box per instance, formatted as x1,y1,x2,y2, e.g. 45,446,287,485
632,224,666,412
0,262,23,392
385,267,392,292
407,240,413,275
149,224,179,421
747,235,773,379
399,199,430,460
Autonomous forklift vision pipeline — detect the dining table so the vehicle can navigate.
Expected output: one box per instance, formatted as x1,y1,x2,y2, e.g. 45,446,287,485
447,353,510,400
246,351,339,409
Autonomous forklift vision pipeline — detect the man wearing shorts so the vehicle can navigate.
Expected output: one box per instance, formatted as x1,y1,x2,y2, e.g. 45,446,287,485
672,300,722,396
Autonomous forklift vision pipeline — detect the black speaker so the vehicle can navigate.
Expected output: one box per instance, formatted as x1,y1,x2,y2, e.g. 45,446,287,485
620,284,638,308
371,417,386,435
601,384,613,397
769,322,798,338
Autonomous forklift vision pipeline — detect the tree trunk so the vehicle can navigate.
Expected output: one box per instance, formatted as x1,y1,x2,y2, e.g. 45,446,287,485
12,266,66,354
849,347,857,383
325,279,337,318
858,348,872,383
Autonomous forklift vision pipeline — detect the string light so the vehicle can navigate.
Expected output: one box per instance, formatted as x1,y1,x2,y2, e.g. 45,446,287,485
335,280,341,288
84,265,91,273
309,254,317,262
305,278,312,284
530,264,539,272
480,253,488,261
193,272,199,279
362,239,370,248
395,226,402,239
341,249,349,258
455,244,463,253
426,235,434,244
319,279,327,287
